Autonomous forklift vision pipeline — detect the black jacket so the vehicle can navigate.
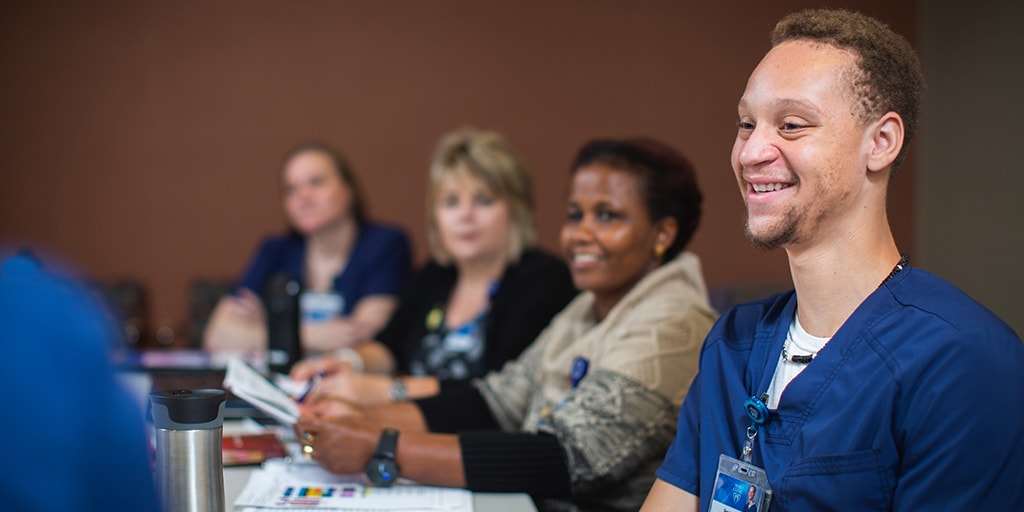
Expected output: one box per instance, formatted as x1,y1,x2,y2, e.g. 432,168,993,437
377,249,576,379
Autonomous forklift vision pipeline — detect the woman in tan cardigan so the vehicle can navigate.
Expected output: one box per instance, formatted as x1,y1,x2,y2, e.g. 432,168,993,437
295,137,717,512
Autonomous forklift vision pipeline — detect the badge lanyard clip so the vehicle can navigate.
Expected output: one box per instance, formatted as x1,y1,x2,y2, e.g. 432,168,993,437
742,393,770,463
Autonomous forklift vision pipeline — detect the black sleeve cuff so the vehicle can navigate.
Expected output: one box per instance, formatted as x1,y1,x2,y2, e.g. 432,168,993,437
459,430,571,499
414,380,500,433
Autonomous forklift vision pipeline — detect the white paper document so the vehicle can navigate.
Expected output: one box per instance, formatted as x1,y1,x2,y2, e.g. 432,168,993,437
223,357,301,425
236,459,473,511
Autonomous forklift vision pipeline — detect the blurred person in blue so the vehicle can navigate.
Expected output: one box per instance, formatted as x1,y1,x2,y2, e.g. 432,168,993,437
203,141,412,353
0,250,159,511
643,9,1024,511
290,128,577,406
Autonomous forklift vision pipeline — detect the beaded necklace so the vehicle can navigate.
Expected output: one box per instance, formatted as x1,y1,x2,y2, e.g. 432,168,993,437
781,254,909,364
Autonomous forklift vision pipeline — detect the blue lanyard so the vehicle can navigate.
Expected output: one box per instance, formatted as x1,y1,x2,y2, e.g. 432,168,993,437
740,297,798,463
742,331,781,463
742,393,770,463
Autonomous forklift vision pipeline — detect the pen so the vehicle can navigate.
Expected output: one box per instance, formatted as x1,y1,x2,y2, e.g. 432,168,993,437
296,371,325,404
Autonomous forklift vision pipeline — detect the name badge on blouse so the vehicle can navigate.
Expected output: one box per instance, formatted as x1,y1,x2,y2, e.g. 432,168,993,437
442,331,476,353
300,292,344,322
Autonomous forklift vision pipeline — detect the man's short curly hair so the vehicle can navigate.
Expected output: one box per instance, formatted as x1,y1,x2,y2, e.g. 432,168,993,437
771,9,925,173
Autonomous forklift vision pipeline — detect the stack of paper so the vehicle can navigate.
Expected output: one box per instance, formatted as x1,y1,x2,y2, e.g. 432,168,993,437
235,460,473,511
223,358,301,425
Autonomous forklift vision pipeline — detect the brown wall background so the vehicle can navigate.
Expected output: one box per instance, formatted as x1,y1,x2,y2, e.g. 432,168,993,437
917,0,1023,336
0,1,917,344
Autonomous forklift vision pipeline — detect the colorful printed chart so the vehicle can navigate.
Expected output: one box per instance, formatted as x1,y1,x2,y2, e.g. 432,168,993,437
234,459,473,511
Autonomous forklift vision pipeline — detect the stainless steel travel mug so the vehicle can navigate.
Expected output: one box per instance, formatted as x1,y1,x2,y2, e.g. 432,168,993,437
150,388,227,512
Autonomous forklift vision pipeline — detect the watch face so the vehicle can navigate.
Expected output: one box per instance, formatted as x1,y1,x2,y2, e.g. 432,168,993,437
366,457,399,486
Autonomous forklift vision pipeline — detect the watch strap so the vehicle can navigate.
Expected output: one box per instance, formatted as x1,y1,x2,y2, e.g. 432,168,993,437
375,428,399,458
365,428,400,486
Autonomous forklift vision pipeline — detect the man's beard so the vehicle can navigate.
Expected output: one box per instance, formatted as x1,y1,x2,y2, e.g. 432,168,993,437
744,209,798,251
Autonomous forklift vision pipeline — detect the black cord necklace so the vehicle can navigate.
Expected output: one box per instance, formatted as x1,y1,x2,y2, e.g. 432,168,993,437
879,254,909,287
782,253,910,365
781,331,817,364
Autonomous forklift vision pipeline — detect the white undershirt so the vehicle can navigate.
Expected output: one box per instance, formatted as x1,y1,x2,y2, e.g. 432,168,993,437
766,313,830,409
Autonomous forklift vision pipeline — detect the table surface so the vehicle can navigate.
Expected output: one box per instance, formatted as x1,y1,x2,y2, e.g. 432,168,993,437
224,463,538,512
133,374,538,512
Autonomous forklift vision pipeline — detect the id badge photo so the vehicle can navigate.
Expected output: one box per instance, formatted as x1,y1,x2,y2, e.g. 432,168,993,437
709,454,772,512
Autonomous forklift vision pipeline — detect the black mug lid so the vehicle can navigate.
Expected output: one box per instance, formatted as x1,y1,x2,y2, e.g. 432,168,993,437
149,388,226,429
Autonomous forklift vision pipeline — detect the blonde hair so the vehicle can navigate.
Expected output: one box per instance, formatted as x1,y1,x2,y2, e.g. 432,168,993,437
426,128,537,264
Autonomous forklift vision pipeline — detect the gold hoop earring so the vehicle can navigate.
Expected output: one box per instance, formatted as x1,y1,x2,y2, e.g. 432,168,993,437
654,245,666,259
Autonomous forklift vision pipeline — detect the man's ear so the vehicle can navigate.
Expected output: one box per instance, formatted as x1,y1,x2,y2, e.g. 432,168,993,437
867,112,905,173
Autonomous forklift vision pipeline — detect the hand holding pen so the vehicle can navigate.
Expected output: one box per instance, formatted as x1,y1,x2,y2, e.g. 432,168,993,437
294,370,367,420
296,371,325,404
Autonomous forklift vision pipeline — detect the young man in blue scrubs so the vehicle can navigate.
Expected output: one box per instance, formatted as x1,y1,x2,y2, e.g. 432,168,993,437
643,9,1024,511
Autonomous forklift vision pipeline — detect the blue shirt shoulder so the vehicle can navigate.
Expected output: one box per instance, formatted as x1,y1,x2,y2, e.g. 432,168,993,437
0,253,160,511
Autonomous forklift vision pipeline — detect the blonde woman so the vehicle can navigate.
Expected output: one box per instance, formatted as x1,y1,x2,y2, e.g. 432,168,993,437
291,129,576,406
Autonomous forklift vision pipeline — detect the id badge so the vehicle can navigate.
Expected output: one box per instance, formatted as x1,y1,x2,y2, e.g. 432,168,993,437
709,454,772,512
443,331,476,352
300,292,344,322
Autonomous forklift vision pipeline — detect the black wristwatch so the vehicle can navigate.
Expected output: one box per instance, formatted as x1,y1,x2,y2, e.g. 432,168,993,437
364,428,400,486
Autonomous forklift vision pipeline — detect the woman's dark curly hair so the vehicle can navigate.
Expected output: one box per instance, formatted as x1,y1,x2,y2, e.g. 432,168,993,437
570,138,702,264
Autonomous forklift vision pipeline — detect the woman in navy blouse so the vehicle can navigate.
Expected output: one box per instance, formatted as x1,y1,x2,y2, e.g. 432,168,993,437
203,142,411,354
